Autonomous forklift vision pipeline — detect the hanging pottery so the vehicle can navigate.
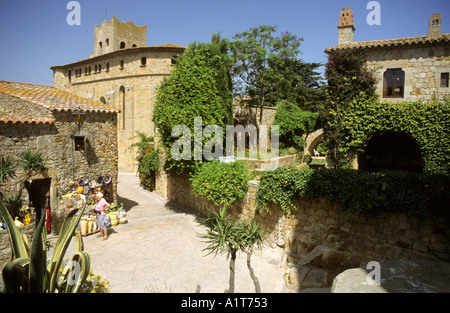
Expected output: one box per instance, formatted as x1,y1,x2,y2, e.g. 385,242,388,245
104,175,111,184
89,179,97,189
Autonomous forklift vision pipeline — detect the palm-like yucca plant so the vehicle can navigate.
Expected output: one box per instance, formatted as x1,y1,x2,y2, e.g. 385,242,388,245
199,207,265,293
240,219,265,293
199,207,242,293
0,156,16,182
0,199,90,293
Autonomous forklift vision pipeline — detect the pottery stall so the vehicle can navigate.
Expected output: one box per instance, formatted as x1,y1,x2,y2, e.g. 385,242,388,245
58,175,127,237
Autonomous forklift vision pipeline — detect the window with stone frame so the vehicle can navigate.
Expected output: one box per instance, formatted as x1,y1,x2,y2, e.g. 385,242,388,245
383,69,405,98
440,72,449,88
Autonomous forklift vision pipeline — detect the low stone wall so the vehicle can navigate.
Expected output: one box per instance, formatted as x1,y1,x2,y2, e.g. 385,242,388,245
238,154,297,171
163,174,450,290
0,223,35,269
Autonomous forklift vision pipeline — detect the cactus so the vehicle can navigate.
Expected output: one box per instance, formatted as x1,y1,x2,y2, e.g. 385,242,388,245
0,199,90,293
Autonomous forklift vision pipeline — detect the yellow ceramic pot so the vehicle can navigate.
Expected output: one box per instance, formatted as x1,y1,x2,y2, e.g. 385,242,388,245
80,218,88,236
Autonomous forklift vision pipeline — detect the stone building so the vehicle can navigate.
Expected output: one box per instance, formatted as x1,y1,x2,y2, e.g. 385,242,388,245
51,17,186,171
326,7,450,102
0,80,118,217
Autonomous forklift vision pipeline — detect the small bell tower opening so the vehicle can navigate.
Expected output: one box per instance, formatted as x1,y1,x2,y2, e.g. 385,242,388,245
428,13,442,37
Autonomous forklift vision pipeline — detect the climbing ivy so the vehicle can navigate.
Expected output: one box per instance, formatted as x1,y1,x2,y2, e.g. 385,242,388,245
340,95,450,174
256,166,449,217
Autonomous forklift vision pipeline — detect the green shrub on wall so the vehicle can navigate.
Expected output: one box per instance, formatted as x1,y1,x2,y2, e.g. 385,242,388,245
256,166,449,217
189,160,252,209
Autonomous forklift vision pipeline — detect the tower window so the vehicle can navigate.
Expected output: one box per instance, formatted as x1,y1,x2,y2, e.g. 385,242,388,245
141,57,147,66
106,63,110,71
120,42,126,49
441,73,449,87
105,38,109,46
383,69,405,98
120,60,124,69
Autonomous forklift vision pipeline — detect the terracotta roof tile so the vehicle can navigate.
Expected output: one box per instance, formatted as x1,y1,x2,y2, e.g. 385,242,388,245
0,118,54,125
0,80,117,113
326,33,450,52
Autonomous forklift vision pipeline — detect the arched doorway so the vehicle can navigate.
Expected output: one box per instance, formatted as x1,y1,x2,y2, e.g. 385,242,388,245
358,131,422,173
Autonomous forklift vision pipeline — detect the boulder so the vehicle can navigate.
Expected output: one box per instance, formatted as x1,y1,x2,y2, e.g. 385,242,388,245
331,259,450,293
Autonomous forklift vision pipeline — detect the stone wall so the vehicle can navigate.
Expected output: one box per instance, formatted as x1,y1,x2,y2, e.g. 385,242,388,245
365,44,450,101
233,104,277,129
161,174,450,290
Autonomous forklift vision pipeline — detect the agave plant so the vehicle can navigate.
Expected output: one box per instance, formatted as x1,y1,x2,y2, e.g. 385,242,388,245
20,149,46,173
0,156,16,183
2,193,23,219
0,199,90,293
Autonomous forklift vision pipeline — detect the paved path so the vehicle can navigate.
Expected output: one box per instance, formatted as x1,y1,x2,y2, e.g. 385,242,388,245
66,172,293,293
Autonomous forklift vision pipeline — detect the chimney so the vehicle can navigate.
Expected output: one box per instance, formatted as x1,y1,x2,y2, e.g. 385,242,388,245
338,7,355,45
428,13,442,37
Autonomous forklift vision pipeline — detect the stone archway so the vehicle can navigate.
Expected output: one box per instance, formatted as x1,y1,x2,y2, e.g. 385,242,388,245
358,131,422,173
304,128,324,156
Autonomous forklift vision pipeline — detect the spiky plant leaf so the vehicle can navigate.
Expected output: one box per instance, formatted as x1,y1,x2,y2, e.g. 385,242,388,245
0,199,29,259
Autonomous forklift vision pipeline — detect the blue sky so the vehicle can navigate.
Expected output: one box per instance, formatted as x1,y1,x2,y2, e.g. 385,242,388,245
0,0,449,86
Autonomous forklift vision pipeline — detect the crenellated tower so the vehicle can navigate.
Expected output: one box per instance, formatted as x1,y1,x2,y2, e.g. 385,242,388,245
94,16,147,56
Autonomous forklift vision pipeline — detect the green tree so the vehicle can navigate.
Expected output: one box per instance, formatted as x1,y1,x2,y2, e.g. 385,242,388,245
153,34,233,174
270,58,327,112
273,100,320,150
230,25,326,120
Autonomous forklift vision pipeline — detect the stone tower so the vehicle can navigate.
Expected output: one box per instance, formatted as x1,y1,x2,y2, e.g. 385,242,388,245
94,16,147,56
337,6,355,45
428,13,442,37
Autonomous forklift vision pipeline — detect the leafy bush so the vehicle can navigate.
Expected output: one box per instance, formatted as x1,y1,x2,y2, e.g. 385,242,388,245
256,167,449,217
189,160,252,209
256,166,313,214
138,148,160,192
